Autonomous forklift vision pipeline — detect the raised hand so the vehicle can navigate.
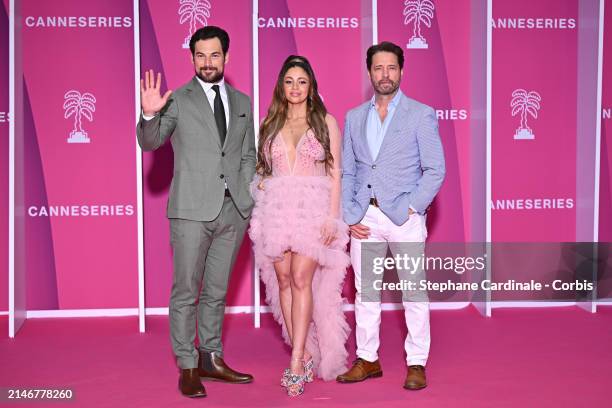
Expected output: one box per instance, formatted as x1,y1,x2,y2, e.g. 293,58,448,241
140,69,172,116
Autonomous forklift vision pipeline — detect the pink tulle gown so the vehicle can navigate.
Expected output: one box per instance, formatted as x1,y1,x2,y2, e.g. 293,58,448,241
249,118,350,380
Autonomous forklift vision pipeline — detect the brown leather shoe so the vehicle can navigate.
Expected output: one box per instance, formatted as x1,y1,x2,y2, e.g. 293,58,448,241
198,351,253,384
336,358,383,383
404,365,427,390
178,368,206,398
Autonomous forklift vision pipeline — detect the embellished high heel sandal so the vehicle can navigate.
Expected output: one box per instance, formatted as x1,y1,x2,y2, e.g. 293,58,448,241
282,356,313,386
285,371,305,397
282,356,306,396
280,368,291,387
303,356,314,383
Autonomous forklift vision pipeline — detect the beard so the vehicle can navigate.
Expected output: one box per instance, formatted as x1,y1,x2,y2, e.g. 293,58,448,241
196,66,224,83
373,78,400,96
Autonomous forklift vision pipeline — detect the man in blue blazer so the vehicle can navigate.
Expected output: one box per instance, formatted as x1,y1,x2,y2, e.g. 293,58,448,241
337,42,445,390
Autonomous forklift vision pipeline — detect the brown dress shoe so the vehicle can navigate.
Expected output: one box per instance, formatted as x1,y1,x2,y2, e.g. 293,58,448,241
179,368,206,398
404,365,427,390
198,351,254,384
336,358,383,383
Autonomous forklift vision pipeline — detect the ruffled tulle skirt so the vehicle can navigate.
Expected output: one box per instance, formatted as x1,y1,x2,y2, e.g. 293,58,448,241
249,175,350,380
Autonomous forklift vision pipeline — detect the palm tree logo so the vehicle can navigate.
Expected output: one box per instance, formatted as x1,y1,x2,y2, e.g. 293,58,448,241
179,0,211,49
511,89,541,140
64,90,96,144
403,0,435,49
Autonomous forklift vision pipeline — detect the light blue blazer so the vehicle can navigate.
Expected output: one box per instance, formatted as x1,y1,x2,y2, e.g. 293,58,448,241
342,93,446,226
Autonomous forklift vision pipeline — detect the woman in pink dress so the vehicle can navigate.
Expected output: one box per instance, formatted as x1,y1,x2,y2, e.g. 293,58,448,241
249,55,350,397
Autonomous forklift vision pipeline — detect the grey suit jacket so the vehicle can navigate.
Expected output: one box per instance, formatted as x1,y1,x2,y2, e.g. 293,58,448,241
137,77,256,221
342,93,446,226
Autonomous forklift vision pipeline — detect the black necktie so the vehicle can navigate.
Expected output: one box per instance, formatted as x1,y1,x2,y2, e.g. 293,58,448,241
211,85,227,146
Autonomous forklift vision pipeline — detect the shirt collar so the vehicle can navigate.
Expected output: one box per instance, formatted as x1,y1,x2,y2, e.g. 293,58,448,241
196,76,226,94
370,89,403,110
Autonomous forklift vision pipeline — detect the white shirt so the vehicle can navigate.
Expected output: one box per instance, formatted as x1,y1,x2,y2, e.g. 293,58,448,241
196,76,230,129
142,76,230,128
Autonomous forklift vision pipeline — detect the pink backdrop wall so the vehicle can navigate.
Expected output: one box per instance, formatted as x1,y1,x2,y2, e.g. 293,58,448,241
21,0,138,309
489,0,587,302
491,0,579,242
601,0,612,242
1,0,8,313
258,0,370,131
5,0,607,313
140,0,253,308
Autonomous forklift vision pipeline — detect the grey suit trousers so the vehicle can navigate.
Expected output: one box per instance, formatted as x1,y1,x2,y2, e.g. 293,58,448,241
169,196,249,369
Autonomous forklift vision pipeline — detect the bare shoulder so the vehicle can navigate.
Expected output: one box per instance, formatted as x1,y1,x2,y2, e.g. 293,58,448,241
325,113,339,129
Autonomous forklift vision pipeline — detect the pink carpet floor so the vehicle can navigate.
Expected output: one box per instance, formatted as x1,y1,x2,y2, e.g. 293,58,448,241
1,306,611,407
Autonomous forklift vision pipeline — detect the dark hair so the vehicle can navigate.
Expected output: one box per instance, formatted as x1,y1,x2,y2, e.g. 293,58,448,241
366,41,404,70
257,55,333,177
189,26,230,55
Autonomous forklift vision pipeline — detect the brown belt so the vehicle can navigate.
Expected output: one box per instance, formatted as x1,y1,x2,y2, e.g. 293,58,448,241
369,197,379,207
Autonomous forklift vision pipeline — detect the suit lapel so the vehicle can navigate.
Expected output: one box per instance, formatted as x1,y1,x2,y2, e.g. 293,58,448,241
376,93,409,160
383,96,406,137
224,84,239,150
186,77,222,148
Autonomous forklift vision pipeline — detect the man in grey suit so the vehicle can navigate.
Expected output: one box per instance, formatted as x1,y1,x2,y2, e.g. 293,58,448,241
336,42,445,390
137,26,255,398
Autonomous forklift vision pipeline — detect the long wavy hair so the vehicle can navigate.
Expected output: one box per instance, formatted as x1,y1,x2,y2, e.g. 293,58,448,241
257,55,333,176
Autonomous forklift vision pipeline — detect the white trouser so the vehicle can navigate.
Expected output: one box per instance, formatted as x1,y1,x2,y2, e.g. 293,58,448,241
351,205,430,366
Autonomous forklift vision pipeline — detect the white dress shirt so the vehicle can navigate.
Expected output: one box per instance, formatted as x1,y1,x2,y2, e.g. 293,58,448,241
196,76,230,129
